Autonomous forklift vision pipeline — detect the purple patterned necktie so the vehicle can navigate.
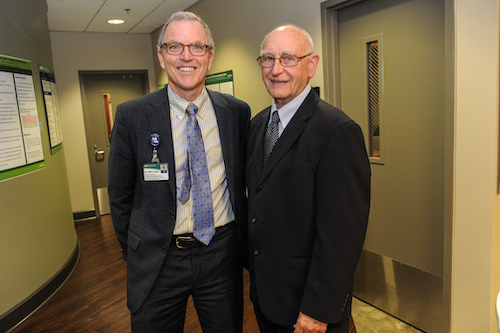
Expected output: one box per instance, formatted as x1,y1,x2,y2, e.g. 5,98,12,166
263,110,280,165
179,103,215,245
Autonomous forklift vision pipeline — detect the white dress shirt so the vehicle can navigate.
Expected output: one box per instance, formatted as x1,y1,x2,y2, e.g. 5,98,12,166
168,86,234,235
269,84,312,136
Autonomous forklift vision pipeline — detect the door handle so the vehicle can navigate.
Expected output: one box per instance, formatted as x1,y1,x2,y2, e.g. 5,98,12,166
94,145,105,161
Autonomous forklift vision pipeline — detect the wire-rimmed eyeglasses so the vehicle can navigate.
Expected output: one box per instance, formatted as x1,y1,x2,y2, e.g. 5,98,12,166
257,53,312,68
160,42,211,56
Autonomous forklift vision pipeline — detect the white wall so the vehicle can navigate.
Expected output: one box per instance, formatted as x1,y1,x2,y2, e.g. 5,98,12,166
50,32,157,213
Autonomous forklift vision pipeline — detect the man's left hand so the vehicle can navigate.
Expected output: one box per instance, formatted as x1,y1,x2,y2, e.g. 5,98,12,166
293,311,328,333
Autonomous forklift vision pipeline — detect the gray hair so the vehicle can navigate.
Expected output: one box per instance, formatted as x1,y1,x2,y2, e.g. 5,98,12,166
157,11,215,52
260,24,314,55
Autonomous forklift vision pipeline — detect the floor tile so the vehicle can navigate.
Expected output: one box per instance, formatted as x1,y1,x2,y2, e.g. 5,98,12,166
352,297,423,333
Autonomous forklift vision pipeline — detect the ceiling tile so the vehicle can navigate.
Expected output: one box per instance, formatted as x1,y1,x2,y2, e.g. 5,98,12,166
86,15,142,32
46,0,105,14
147,0,200,19
47,12,96,31
105,0,164,4
97,2,159,17
46,0,201,33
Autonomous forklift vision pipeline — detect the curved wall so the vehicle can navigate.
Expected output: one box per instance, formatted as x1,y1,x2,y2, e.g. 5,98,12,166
0,0,78,330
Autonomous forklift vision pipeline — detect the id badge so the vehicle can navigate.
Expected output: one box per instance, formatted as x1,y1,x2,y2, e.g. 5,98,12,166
143,163,169,181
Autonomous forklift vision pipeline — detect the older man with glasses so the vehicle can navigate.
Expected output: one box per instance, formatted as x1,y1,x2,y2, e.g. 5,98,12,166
108,11,250,333
246,25,371,333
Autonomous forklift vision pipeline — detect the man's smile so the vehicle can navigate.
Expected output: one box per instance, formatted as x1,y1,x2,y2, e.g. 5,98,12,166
178,66,196,72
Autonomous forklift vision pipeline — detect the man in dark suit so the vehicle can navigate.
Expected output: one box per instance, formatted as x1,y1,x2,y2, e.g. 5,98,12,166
246,25,371,333
108,11,250,333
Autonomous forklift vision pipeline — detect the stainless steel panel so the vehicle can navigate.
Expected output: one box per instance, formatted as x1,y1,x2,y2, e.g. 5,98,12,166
354,250,443,332
96,187,110,215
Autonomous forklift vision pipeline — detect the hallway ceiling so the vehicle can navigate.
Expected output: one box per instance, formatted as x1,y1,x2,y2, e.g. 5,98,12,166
46,0,201,34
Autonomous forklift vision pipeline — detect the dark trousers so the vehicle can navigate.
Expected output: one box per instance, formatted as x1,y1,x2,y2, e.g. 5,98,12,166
254,304,350,333
254,304,294,333
131,224,243,333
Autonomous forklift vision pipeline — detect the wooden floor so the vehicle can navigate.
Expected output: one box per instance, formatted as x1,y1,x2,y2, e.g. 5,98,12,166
12,215,419,333
13,215,259,333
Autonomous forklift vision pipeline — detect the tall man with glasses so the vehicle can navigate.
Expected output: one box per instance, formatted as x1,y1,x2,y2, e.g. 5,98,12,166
108,11,250,333
246,25,371,333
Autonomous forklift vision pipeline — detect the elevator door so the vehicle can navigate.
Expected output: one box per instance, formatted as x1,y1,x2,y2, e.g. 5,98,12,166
337,0,445,331
80,72,148,217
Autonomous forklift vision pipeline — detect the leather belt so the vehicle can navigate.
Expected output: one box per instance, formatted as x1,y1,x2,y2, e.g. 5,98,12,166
171,223,233,249
172,235,202,249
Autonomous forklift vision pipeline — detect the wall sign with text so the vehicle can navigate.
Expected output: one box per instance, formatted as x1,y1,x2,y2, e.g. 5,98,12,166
0,54,45,182
39,64,63,154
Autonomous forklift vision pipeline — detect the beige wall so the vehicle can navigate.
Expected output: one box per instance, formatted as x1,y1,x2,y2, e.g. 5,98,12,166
49,32,157,213
153,0,326,116
493,196,500,332
453,0,500,331
0,0,76,316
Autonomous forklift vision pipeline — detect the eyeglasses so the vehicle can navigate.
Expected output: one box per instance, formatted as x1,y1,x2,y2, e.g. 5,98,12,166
257,53,312,68
160,42,211,56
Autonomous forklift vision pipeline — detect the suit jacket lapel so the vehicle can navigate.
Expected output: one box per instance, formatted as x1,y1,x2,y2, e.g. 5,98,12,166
208,90,234,186
249,107,270,175
146,88,177,199
257,90,318,184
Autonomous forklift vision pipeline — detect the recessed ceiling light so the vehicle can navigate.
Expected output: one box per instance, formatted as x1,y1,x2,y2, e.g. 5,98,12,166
107,19,125,25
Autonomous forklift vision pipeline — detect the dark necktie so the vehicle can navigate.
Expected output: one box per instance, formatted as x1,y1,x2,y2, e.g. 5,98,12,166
263,110,280,165
179,103,215,245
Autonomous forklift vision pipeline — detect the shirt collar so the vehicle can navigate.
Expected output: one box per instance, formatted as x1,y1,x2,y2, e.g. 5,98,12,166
168,85,210,120
271,84,312,129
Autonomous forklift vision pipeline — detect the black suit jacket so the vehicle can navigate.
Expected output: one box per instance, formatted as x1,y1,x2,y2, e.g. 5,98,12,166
108,87,250,313
246,90,370,328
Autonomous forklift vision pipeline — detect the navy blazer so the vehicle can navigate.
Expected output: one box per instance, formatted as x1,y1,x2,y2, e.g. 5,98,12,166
108,87,250,313
246,90,370,328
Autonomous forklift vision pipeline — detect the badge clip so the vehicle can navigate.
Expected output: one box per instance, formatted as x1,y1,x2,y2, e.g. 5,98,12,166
150,133,161,163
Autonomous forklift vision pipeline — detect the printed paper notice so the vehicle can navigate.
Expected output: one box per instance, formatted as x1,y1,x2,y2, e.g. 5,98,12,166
0,54,45,181
0,72,26,170
40,65,63,153
14,73,44,164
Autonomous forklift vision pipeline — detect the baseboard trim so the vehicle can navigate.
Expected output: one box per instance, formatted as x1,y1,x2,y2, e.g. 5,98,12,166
0,240,81,333
73,210,96,221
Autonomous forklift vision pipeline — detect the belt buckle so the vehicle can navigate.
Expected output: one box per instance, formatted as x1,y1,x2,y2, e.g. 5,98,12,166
175,236,193,249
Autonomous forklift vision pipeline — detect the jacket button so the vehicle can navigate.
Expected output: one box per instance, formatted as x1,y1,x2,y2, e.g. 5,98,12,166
162,246,168,252
258,184,263,190
170,212,175,219
254,250,259,256
251,217,257,224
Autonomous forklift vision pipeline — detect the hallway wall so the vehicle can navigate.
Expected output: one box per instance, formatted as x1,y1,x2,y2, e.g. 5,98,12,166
453,0,500,331
152,0,326,117
49,32,157,213
0,0,76,320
